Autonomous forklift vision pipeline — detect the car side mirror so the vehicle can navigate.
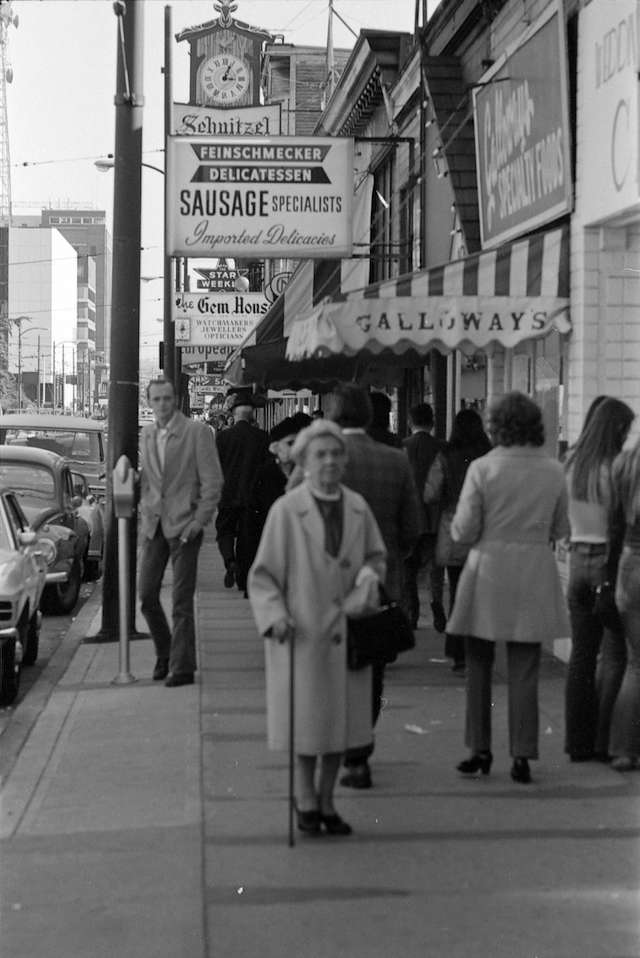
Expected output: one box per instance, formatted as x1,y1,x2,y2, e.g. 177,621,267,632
19,530,38,546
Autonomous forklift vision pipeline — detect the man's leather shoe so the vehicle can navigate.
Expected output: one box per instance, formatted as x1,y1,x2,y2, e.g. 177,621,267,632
339,764,372,789
223,564,235,589
164,672,195,687
152,658,169,681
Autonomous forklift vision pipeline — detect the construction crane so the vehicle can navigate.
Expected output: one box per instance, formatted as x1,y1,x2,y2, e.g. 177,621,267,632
0,0,17,226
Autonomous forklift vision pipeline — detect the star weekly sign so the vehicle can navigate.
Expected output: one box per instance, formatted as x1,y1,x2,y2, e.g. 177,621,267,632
167,136,354,258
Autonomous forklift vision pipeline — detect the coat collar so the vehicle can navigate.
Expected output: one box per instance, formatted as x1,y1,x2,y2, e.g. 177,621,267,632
293,482,367,562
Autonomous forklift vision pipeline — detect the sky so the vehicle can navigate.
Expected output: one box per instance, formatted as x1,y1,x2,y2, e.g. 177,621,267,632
8,0,437,339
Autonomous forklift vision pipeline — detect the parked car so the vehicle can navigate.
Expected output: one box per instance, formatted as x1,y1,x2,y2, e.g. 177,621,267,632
71,471,104,581
0,490,50,706
0,446,90,614
0,414,106,498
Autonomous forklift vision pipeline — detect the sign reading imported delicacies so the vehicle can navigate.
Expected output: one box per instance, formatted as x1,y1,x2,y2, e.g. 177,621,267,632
172,292,269,347
473,2,572,248
167,136,354,258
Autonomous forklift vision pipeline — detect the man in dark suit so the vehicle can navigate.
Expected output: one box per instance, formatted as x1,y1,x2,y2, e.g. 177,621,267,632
326,384,421,789
402,402,446,631
215,396,269,593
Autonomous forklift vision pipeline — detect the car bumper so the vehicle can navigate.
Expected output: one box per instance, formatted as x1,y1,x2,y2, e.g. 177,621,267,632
45,571,68,584
0,625,18,640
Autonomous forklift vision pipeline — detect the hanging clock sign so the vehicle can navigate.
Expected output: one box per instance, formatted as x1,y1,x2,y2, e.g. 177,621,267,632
176,1,272,109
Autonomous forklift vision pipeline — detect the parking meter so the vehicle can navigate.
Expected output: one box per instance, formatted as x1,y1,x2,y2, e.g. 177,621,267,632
112,455,136,519
112,454,137,685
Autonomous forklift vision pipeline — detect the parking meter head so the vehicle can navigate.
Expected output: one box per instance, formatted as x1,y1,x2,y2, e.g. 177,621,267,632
113,454,136,518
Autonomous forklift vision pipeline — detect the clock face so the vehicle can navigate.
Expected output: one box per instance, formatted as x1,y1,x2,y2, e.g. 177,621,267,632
200,54,250,105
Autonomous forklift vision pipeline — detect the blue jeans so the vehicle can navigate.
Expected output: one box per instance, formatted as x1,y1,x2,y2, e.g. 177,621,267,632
139,527,203,675
565,544,625,757
610,548,640,759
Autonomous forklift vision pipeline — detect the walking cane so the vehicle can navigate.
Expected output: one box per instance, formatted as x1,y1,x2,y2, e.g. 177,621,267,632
288,627,295,848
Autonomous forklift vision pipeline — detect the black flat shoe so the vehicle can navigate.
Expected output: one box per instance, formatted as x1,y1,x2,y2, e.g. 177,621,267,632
457,751,492,775
223,564,235,589
320,812,352,836
152,658,169,681
511,758,532,783
431,601,447,633
295,807,321,834
164,672,195,687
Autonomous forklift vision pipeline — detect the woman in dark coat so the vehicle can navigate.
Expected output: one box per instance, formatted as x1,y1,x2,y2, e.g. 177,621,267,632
245,413,311,575
423,409,491,672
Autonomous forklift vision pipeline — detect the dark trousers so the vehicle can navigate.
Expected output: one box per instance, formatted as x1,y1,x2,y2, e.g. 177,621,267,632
215,504,251,590
403,533,444,627
444,565,465,664
565,544,624,757
465,636,542,759
343,663,385,768
139,527,203,675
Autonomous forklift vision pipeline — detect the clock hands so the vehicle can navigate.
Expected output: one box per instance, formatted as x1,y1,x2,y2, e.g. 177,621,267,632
222,65,235,82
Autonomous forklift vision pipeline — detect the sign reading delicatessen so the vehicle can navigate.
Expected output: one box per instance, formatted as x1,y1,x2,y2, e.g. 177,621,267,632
473,1,572,248
167,136,354,258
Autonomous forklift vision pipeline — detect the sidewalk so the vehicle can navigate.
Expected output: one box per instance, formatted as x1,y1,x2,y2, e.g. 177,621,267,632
1,528,639,958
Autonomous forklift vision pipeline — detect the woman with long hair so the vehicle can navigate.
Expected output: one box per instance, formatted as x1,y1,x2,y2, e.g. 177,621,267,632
564,397,635,762
603,441,640,770
424,408,492,672
448,392,569,784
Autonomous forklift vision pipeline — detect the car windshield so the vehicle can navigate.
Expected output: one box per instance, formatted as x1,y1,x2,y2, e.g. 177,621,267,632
0,464,55,508
3,428,101,461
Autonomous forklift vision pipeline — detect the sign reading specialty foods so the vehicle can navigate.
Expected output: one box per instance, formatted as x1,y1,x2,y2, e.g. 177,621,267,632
167,135,354,258
172,291,269,347
473,2,572,248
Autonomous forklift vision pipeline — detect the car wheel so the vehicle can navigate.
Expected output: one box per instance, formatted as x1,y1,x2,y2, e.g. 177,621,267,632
45,558,82,614
22,610,41,667
0,637,20,707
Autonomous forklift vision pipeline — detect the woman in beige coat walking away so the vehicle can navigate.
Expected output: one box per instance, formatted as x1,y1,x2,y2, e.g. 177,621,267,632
248,420,386,836
448,392,570,784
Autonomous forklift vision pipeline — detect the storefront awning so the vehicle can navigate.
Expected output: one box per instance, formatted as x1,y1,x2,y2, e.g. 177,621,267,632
286,224,570,361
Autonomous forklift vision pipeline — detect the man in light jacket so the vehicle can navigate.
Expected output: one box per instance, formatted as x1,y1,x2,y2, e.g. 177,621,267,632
139,376,223,687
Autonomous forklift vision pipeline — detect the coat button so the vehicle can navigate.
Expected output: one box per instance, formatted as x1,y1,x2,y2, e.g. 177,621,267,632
332,634,342,645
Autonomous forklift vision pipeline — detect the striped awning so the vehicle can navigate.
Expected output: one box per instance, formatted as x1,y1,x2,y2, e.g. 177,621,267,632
286,224,570,361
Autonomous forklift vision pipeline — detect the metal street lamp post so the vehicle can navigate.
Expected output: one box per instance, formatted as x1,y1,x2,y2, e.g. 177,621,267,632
12,317,47,409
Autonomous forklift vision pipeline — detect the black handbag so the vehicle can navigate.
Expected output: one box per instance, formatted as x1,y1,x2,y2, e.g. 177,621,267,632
347,587,415,670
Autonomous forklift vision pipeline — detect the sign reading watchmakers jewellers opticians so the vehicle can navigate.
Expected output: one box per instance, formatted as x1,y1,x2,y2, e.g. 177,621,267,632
580,0,639,225
473,2,572,248
167,136,354,258
172,291,269,347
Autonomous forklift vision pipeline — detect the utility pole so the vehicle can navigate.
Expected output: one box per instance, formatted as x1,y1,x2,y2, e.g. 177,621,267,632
91,0,144,642
162,5,174,387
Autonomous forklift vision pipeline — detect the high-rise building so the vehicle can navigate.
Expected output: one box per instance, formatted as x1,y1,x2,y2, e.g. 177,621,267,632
40,209,112,409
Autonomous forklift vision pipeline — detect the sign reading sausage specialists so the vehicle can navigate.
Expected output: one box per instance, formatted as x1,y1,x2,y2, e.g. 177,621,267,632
172,291,269,347
473,2,572,248
167,136,354,258
580,0,639,225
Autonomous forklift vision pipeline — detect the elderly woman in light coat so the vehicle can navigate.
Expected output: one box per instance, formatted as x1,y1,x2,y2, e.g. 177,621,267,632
248,419,386,836
448,392,569,784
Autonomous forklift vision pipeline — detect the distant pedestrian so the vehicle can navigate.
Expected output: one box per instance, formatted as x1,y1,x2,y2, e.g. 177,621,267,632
249,419,387,836
215,396,269,594
423,408,492,672
367,391,402,448
449,392,569,784
138,376,223,687
608,439,640,770
324,383,420,790
402,402,445,631
245,412,311,574
564,397,634,762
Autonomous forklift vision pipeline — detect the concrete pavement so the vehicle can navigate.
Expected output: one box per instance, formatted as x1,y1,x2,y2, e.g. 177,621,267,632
1,528,639,958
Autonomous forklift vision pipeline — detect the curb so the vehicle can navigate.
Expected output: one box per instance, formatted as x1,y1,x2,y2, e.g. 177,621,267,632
0,583,103,787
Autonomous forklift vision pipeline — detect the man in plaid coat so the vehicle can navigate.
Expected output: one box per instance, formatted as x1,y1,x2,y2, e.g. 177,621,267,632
326,384,421,789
